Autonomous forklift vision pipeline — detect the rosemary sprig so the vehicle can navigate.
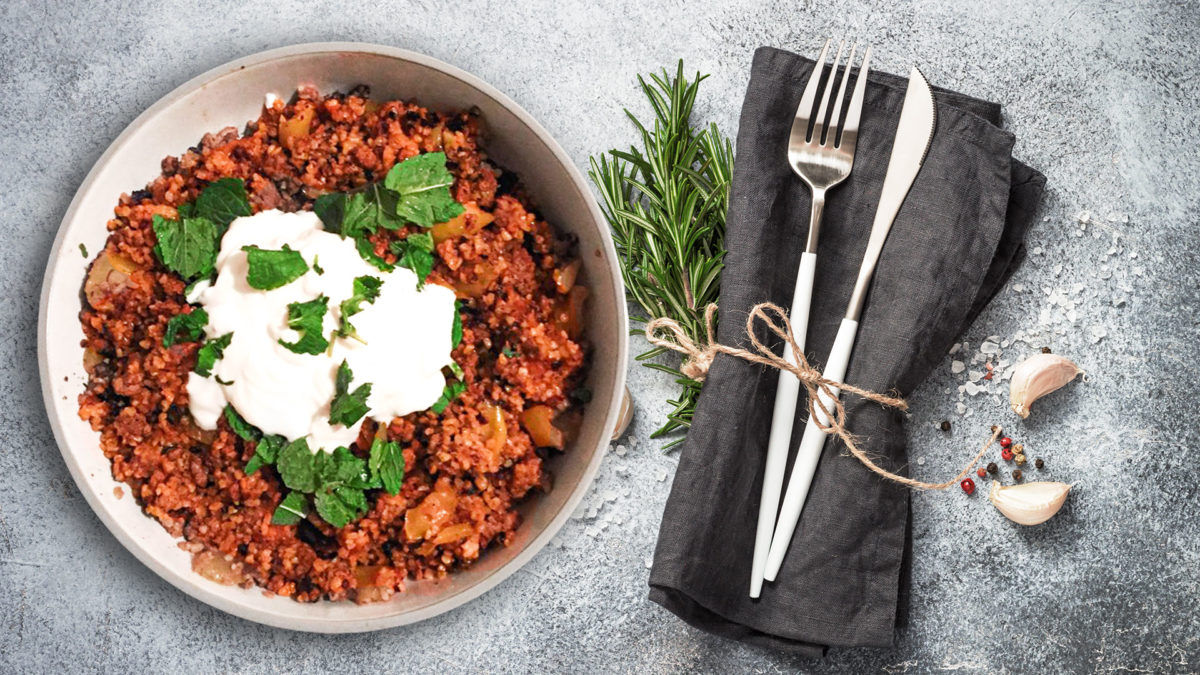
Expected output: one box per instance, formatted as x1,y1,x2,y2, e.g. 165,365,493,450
588,62,734,449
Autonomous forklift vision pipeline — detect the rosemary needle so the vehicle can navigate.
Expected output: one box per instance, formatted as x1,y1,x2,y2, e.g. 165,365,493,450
588,61,734,449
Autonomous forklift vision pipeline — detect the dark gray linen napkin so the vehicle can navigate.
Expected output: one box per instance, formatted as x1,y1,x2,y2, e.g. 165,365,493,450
648,46,1046,655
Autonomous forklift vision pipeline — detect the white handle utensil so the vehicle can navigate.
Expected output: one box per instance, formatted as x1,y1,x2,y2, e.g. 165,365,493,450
761,66,937,583
749,39,872,598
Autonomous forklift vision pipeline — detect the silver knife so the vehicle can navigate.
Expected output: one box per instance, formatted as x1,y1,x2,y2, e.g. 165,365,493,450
762,67,937,582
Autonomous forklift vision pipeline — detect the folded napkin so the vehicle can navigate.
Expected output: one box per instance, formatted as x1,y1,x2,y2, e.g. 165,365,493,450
648,46,1046,655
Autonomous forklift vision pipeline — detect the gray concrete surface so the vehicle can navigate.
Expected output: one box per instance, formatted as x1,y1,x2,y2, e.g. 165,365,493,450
2,1,1198,672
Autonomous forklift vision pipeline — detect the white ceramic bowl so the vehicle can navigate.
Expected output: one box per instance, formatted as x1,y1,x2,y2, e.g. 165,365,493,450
37,43,627,632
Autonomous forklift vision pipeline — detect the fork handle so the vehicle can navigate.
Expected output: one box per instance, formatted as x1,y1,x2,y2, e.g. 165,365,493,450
763,316,859,582
748,251,817,598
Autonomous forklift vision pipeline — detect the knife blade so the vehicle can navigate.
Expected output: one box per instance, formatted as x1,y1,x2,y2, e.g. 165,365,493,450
762,67,937,582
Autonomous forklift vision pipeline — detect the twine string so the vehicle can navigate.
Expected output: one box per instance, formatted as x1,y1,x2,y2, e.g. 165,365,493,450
644,302,998,490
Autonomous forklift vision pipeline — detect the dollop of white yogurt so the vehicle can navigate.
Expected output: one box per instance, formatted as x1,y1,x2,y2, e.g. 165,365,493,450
186,209,456,450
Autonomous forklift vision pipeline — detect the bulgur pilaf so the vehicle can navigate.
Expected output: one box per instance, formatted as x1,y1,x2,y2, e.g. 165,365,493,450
77,86,588,603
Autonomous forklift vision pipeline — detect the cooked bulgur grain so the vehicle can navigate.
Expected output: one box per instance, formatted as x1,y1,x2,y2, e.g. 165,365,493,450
77,87,587,603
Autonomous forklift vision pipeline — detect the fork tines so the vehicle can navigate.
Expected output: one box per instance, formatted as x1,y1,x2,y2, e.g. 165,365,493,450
795,38,872,151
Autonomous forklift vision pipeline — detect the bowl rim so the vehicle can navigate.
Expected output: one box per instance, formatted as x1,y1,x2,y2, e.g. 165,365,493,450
36,41,627,632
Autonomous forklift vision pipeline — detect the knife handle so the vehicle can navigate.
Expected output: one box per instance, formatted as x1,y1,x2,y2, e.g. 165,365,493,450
763,316,859,582
749,252,817,598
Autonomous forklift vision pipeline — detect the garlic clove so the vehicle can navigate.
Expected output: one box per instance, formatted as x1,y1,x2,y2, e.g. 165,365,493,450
989,480,1072,525
611,385,634,440
1009,353,1082,418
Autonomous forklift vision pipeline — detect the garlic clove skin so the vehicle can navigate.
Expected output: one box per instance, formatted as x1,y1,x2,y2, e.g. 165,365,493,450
989,481,1072,525
1009,353,1082,418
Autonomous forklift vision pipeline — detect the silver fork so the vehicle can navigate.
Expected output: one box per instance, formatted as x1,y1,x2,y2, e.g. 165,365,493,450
750,38,872,598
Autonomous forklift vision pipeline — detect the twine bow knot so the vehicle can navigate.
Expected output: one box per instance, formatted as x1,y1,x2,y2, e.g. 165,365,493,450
644,302,998,490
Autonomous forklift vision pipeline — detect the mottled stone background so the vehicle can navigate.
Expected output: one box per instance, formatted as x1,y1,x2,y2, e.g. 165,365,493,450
2,0,1198,672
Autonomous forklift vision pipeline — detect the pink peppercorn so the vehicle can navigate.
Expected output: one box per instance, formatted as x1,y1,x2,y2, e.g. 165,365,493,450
961,478,976,495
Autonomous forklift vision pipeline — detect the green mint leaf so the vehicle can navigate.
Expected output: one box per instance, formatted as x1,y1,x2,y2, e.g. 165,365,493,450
382,152,465,227
242,244,309,290
451,301,463,349
343,185,406,235
501,346,516,358
336,486,368,513
177,202,197,218
163,307,209,347
431,379,466,414
153,214,219,280
313,193,346,234
223,404,261,441
79,243,88,258
194,332,233,377
447,360,464,380
214,375,235,386
313,488,357,528
271,491,309,525
312,256,324,275
336,276,382,340
368,437,405,496
244,433,285,475
195,178,251,230
330,446,376,490
277,438,317,492
391,232,435,287
329,360,372,427
278,296,330,355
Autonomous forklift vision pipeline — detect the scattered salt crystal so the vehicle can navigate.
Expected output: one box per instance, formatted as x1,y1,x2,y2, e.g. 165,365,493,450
645,556,654,569
656,469,667,482
956,402,967,415
948,342,962,355
1043,216,1050,222
1129,250,1138,259
1012,283,1025,293
1077,210,1091,223
968,370,985,381
981,340,1000,355
1033,246,1044,255
1122,215,1129,223
916,456,926,466
951,360,965,374
1107,247,1118,256
1113,297,1127,307
1066,309,1078,323
614,444,627,457
1053,264,1063,277
1001,339,1011,349
1090,326,1107,344
603,490,618,502
964,382,985,396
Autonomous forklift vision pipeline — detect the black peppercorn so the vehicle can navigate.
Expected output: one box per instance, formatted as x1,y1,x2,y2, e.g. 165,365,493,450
1041,346,1052,354
987,462,998,475
940,420,951,432
1013,469,1024,481
1035,458,1045,470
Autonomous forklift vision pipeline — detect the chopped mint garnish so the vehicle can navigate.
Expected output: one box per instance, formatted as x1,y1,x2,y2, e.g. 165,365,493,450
329,360,371,427
194,332,233,377
336,276,382,341
163,308,208,347
431,380,466,414
278,296,329,355
242,244,309,290
368,436,405,496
